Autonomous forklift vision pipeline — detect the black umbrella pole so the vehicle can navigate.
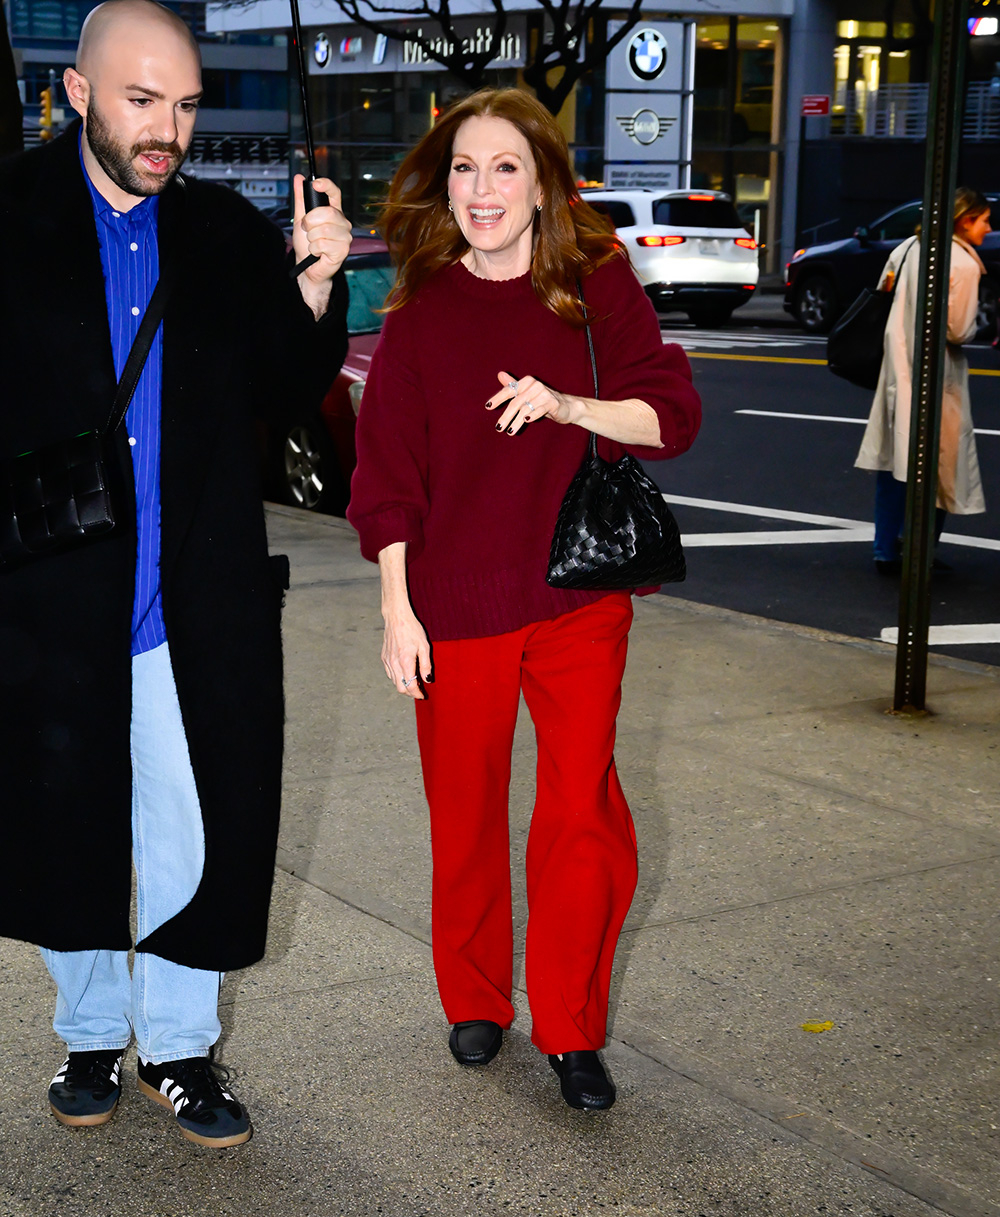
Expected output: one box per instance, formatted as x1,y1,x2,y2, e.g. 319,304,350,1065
892,0,967,712
289,0,326,275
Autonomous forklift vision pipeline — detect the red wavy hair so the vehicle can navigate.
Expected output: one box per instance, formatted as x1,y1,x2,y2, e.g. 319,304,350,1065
378,88,624,326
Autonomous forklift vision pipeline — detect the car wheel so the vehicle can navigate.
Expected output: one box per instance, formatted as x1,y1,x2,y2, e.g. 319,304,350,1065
976,277,998,339
280,421,349,515
687,305,734,328
794,274,839,333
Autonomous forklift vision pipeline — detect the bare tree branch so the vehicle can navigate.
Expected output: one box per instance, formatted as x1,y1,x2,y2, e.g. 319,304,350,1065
212,0,644,115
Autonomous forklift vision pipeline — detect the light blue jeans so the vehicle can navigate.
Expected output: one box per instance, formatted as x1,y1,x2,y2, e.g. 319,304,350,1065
40,642,222,1065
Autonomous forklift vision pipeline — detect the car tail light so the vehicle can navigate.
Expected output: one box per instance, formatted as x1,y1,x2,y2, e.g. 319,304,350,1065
734,237,757,249
792,248,806,261
687,194,715,201
636,235,686,247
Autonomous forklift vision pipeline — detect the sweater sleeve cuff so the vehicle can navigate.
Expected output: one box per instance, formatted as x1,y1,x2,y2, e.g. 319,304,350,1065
353,507,426,564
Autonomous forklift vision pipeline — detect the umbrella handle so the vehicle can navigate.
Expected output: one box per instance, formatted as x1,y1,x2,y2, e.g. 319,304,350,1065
292,177,329,277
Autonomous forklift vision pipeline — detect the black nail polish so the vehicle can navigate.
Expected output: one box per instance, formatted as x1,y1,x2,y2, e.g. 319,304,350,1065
507,427,515,435
496,422,503,431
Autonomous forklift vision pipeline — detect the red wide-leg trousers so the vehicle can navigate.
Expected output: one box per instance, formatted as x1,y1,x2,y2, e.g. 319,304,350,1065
414,592,638,1054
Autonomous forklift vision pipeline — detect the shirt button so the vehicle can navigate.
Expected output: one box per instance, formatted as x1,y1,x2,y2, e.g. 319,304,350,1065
112,211,120,218
130,242,138,252
129,437,137,447
131,306,140,316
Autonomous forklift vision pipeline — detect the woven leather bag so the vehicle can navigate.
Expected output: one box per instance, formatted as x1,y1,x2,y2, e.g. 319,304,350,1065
546,283,686,590
0,432,123,568
0,270,173,573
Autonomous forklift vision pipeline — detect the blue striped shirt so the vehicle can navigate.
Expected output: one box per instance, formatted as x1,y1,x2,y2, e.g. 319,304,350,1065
81,142,166,656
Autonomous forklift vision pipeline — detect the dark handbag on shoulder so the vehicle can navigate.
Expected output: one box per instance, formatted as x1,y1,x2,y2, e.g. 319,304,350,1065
546,284,686,590
827,239,915,391
0,270,174,572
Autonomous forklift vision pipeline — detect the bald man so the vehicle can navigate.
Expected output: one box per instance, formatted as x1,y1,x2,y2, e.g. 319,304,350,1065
0,0,351,1147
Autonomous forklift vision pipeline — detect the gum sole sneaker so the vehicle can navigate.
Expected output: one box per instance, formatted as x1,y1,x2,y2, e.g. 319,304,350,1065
49,1049,126,1127
137,1054,252,1148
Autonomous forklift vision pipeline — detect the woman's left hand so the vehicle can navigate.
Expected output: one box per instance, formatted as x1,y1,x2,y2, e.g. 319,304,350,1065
487,372,579,435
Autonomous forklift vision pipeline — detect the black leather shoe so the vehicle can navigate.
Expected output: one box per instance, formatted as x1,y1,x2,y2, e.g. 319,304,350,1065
448,1021,503,1066
548,1050,616,1110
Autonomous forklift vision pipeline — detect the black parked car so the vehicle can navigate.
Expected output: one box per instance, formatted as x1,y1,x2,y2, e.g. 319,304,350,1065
785,196,1000,336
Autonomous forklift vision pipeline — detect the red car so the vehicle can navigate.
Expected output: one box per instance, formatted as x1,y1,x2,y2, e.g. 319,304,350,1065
267,237,393,514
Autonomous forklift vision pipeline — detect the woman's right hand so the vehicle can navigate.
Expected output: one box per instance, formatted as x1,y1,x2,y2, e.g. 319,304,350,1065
381,606,432,699
378,542,431,698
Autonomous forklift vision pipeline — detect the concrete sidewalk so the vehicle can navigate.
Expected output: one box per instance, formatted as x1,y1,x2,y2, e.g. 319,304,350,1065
1,504,997,1217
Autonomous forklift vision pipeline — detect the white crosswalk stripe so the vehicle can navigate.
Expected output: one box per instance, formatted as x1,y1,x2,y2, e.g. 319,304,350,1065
880,623,1000,646
664,493,1000,552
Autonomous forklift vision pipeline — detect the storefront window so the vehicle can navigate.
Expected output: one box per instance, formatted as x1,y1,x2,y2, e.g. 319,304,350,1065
692,16,782,267
831,1,926,135
695,19,780,146
836,20,888,37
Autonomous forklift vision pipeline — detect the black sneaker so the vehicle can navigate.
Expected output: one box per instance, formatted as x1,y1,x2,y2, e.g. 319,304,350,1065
49,1048,125,1127
137,1053,252,1147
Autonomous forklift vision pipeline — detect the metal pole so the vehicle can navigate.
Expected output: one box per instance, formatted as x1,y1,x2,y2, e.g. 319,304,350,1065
892,0,968,713
289,0,317,177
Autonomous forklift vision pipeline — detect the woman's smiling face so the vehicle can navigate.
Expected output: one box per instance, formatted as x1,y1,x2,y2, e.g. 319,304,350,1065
448,115,542,277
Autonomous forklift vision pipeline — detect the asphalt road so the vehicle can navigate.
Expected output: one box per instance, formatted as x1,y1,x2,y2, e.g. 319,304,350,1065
647,294,1000,670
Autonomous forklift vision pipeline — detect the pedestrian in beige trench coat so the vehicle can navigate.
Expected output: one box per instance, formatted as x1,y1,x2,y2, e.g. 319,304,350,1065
855,187,991,573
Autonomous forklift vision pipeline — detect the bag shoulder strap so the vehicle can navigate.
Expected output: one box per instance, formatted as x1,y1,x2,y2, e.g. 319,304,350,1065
576,279,599,459
105,259,176,434
892,235,917,287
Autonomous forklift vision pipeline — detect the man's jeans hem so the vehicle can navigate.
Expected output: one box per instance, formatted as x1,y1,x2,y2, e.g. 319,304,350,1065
138,1047,212,1067
64,1039,131,1054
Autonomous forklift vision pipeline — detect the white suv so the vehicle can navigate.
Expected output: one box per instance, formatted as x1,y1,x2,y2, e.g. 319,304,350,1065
581,188,759,328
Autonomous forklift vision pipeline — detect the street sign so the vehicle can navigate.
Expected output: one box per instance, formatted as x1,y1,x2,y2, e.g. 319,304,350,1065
801,95,830,116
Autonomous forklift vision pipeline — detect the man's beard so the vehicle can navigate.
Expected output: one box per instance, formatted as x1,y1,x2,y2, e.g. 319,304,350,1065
85,100,187,198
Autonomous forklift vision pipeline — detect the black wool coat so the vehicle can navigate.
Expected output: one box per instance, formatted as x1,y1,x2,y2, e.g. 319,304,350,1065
0,125,348,970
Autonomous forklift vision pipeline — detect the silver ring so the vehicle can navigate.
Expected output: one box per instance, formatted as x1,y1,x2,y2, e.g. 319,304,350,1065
524,401,533,414
508,380,518,393
402,676,414,687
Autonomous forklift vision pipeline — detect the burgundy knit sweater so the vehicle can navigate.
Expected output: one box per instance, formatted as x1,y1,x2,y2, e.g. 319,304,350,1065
346,252,701,641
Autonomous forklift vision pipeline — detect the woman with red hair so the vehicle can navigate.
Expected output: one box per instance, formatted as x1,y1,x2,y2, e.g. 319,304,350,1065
347,89,700,1110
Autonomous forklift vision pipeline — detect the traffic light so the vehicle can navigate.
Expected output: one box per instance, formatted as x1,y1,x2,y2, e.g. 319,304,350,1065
39,88,53,141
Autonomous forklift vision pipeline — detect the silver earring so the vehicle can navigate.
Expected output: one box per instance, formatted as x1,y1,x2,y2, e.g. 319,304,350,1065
448,200,453,211
536,203,542,211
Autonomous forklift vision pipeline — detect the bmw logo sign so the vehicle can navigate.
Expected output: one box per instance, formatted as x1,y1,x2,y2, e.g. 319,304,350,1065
627,28,668,83
314,32,331,68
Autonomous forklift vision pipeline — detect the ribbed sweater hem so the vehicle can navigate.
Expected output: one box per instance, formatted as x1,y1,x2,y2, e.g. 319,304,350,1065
408,560,612,641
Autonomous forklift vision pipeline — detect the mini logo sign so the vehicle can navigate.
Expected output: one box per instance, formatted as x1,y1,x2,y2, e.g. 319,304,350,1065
313,33,330,67
627,28,668,82
616,108,676,145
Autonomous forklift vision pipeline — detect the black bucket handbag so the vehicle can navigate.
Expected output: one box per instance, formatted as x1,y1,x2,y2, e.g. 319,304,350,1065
826,238,915,391
0,269,173,572
546,283,686,590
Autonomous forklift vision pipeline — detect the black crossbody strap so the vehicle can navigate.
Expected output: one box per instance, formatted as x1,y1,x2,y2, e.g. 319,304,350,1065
576,279,599,459
105,260,176,434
